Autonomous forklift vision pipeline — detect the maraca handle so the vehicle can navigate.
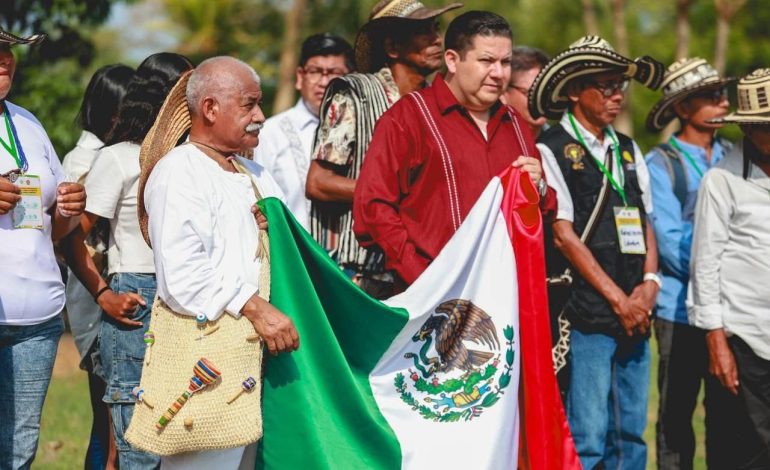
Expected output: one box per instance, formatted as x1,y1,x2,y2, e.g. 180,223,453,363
156,391,191,430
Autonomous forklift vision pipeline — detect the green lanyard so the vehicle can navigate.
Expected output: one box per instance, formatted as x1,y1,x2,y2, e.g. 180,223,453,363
567,112,627,206
0,109,21,170
668,137,705,178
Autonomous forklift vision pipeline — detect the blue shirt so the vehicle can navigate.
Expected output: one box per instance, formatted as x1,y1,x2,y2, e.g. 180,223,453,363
644,136,727,324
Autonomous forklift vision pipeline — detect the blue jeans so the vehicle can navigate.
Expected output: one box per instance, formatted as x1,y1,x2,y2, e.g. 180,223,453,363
99,272,160,469
0,315,64,470
567,329,650,470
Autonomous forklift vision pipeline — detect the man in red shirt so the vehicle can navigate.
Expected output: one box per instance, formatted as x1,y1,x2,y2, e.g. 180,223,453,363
353,10,556,288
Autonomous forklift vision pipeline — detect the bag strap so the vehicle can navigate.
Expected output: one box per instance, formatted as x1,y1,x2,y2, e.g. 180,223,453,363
231,158,271,301
656,143,688,209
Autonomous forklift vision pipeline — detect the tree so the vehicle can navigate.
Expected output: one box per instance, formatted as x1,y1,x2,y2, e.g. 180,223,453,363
581,0,600,36
610,0,634,135
1,1,133,156
714,0,747,74
273,0,308,113
676,0,694,59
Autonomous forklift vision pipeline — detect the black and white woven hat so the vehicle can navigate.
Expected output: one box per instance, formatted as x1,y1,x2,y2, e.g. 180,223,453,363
354,0,462,73
646,57,735,131
0,29,45,46
708,68,770,125
528,36,664,120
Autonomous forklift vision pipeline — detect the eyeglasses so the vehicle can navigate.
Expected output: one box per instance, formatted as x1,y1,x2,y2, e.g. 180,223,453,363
301,67,347,82
691,87,729,104
588,79,630,97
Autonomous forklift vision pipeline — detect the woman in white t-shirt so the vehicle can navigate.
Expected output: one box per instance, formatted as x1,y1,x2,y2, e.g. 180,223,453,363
0,32,86,468
60,63,133,470
63,52,192,469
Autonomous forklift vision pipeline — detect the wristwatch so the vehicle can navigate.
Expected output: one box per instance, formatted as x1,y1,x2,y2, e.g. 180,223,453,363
643,272,663,289
537,178,547,197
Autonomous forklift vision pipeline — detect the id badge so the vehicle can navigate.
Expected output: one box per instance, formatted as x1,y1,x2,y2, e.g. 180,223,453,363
613,206,646,255
12,175,44,230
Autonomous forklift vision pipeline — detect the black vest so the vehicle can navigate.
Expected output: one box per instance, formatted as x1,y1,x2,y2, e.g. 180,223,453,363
539,124,646,338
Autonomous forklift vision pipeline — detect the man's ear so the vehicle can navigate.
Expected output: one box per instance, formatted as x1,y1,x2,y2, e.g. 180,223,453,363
445,49,460,74
672,100,690,121
201,96,218,123
295,66,304,92
384,37,399,60
566,81,582,104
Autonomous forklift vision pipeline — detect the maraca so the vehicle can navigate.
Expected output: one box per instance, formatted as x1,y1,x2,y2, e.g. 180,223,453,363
156,358,221,430
227,377,257,404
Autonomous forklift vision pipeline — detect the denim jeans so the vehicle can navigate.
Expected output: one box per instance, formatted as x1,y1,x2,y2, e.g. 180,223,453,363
99,272,160,469
567,328,650,470
0,315,64,470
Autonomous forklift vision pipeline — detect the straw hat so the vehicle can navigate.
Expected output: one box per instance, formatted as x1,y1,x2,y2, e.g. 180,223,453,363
528,36,664,120
646,58,735,131
137,70,193,246
0,29,45,46
708,68,770,125
354,0,462,73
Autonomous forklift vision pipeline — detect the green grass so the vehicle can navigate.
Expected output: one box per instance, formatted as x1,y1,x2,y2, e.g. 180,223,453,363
33,335,708,469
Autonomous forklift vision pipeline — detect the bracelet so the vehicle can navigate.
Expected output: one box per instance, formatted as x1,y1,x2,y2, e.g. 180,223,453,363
94,286,111,302
643,272,662,289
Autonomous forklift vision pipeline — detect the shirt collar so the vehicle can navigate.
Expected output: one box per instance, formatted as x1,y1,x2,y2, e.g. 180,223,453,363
432,74,505,119
292,99,319,131
559,112,615,150
77,130,104,150
672,134,725,167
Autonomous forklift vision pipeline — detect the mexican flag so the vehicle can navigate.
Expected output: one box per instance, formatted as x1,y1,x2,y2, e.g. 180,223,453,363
256,167,579,470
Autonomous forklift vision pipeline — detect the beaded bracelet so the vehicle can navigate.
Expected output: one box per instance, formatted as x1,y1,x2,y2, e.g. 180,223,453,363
94,286,111,302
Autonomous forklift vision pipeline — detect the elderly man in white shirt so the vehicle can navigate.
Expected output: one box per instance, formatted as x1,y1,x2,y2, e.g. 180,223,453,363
254,33,352,229
689,69,770,466
143,56,299,469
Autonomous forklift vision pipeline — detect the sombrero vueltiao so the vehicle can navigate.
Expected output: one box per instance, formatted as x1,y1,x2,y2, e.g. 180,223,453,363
137,70,193,246
0,29,45,46
646,57,735,132
528,36,664,120
354,0,462,73
708,68,770,125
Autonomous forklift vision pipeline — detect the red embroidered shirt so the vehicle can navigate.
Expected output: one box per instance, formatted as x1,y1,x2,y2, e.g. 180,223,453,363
353,74,557,285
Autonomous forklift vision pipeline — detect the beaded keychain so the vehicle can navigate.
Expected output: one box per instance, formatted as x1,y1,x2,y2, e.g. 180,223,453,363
143,331,155,365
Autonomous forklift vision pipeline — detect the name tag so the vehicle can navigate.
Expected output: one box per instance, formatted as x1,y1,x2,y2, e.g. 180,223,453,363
614,206,646,255
13,175,44,230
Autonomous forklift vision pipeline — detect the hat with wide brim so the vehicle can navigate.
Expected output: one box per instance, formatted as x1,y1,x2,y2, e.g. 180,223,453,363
137,70,193,246
354,0,462,73
646,57,736,132
708,68,770,125
0,29,45,45
528,36,664,120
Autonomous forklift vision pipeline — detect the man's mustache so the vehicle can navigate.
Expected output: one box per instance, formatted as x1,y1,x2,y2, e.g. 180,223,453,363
245,122,263,133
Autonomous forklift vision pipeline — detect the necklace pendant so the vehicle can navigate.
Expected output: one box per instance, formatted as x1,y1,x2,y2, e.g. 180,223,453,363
2,168,20,183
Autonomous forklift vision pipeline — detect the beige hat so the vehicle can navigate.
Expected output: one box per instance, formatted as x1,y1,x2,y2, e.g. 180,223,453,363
354,0,462,73
646,57,735,131
709,68,770,125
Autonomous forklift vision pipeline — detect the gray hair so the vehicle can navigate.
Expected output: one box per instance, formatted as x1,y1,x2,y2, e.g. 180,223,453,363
186,56,261,115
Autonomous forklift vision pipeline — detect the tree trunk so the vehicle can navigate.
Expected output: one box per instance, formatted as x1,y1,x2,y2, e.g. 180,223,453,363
714,14,730,74
273,0,307,113
581,0,600,36
610,0,633,136
675,0,692,60
713,0,747,75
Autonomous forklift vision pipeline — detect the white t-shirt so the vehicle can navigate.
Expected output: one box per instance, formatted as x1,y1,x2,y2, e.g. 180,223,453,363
85,141,155,274
0,101,65,326
62,130,103,182
146,144,285,321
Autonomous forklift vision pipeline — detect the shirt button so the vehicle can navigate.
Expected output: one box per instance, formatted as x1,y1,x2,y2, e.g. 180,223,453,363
112,392,121,401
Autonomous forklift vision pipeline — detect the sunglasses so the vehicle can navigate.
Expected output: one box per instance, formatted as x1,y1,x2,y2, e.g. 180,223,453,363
690,87,729,104
587,79,630,97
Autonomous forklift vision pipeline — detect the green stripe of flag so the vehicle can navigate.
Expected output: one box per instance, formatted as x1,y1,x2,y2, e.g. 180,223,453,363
256,197,408,469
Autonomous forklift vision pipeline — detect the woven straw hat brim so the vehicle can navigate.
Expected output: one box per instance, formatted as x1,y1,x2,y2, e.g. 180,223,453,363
646,77,736,131
528,48,664,120
354,2,462,73
708,112,770,125
0,30,45,45
137,70,193,247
